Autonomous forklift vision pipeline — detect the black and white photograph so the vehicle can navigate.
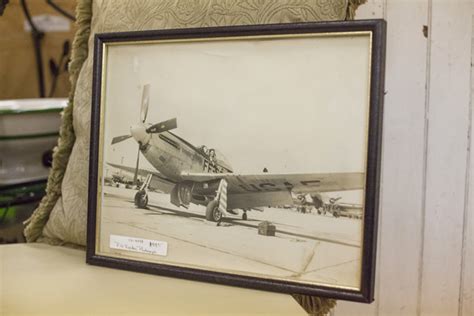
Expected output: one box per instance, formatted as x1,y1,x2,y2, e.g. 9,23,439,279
87,22,385,302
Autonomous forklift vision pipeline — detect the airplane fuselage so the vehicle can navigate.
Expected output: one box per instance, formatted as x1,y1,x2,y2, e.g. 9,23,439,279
139,130,232,183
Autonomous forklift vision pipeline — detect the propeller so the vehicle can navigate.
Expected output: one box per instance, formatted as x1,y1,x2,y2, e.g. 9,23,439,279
111,134,132,145
140,84,150,123
133,144,140,184
109,84,177,186
146,118,177,133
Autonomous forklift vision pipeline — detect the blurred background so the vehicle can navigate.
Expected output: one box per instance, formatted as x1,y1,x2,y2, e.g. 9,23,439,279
0,0,76,243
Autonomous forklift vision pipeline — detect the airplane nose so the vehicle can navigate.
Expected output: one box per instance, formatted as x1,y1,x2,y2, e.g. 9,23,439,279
130,124,150,146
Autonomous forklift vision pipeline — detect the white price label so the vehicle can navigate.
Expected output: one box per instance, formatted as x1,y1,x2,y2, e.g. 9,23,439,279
110,235,168,256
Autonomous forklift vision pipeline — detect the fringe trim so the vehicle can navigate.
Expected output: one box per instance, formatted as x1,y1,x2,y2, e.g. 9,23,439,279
24,0,93,242
346,0,368,20
292,294,337,316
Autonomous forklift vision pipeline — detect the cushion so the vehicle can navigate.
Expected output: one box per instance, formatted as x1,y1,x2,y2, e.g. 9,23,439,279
1,243,304,315
24,1,367,315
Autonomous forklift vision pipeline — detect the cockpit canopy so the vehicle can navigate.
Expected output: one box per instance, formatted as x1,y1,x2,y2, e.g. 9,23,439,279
213,149,233,172
198,145,233,172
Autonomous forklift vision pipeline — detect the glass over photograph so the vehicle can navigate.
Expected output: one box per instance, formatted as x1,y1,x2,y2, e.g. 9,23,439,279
90,24,380,297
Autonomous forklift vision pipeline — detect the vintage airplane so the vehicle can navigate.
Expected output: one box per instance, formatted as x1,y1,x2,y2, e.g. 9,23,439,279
294,193,363,218
110,85,365,222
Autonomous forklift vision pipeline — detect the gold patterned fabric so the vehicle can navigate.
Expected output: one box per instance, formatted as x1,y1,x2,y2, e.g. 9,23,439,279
100,0,348,27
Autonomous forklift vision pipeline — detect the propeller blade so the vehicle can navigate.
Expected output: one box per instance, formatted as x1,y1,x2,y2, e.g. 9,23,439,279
329,197,342,204
111,134,132,145
133,145,140,185
140,84,150,123
146,118,177,134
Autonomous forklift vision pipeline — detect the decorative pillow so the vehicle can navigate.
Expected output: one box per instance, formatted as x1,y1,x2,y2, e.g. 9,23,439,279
24,1,367,315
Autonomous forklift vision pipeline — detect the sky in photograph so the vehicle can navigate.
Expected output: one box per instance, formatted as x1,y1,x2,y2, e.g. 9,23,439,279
102,34,371,203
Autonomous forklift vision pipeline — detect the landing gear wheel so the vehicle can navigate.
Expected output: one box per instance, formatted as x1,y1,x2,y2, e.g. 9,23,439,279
242,212,247,220
134,190,148,208
206,200,222,222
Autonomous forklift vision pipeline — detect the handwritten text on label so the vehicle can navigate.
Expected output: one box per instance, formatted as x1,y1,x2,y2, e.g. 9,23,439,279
110,235,168,256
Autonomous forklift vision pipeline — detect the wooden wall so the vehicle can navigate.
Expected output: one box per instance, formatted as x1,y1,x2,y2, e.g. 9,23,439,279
0,0,77,99
336,1,473,315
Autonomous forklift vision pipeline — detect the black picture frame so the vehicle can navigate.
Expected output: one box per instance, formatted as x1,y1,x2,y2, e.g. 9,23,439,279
87,20,386,303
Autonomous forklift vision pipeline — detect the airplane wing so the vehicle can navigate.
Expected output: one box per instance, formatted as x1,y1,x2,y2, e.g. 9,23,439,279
338,203,364,210
107,162,175,193
181,172,364,209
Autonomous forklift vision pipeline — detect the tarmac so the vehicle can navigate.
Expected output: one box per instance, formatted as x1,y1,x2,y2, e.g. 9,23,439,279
98,186,363,289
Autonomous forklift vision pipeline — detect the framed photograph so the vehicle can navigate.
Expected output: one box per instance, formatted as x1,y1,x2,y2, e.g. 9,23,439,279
87,20,386,303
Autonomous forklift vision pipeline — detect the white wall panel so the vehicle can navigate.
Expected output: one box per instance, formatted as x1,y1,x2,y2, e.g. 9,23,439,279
355,0,385,19
459,13,474,316
375,1,428,314
420,1,472,314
